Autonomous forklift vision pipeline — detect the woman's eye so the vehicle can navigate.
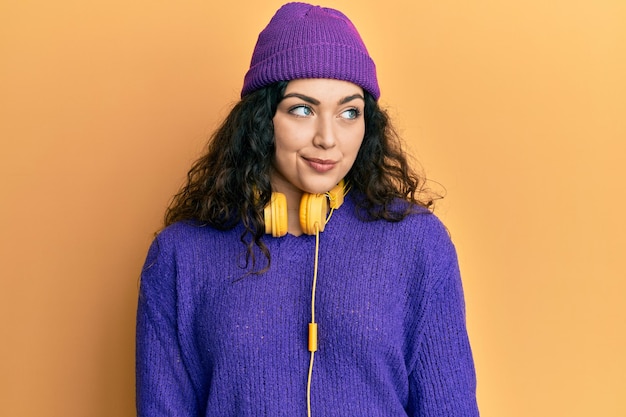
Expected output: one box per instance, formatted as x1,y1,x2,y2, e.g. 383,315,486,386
289,105,313,117
340,108,361,120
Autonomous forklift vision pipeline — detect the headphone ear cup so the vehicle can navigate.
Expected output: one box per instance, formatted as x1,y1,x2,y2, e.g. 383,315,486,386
299,193,328,235
264,192,288,237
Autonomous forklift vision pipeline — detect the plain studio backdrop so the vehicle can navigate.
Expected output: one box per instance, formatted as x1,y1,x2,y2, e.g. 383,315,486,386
1,0,624,416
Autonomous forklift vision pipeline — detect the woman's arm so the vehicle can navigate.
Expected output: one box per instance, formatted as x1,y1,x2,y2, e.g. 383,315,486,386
406,221,479,416
136,235,200,416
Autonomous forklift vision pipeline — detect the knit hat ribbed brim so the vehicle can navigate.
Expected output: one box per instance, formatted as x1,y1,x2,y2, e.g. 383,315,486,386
241,2,380,100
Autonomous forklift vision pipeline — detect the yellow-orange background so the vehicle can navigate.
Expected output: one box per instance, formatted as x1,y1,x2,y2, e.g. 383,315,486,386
1,0,624,416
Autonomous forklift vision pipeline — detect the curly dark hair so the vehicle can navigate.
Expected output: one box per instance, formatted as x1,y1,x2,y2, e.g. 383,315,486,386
164,81,436,272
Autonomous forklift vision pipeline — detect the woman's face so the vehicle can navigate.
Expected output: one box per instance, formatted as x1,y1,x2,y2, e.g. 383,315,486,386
271,78,365,196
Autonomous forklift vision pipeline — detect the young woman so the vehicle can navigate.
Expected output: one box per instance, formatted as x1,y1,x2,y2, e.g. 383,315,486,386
136,3,479,416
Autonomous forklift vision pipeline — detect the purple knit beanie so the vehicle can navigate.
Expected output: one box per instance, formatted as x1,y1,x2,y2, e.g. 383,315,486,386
241,2,380,100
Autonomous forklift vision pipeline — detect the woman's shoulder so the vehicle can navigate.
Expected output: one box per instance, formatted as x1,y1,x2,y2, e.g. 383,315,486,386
150,220,243,256
391,205,454,257
337,197,460,293
337,196,456,265
403,203,450,238
344,195,451,243
157,219,204,239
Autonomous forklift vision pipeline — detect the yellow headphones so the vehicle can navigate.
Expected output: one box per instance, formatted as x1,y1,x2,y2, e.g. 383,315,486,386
263,180,346,237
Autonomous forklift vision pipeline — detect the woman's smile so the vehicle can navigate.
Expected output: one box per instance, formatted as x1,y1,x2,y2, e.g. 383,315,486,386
302,156,337,173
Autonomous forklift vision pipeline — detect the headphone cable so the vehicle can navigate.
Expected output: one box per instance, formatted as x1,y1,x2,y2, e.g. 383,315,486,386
307,224,321,417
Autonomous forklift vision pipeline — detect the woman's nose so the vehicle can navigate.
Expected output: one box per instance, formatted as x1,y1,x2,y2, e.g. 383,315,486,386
312,117,336,149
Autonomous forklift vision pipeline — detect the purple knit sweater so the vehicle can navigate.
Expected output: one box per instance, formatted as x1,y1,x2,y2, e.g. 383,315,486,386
136,196,479,416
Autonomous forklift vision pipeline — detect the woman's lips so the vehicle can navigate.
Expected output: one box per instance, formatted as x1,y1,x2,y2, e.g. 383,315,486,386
304,157,336,173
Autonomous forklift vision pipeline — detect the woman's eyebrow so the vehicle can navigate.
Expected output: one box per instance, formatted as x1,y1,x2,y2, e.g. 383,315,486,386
282,92,365,105
282,93,320,105
339,94,365,105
